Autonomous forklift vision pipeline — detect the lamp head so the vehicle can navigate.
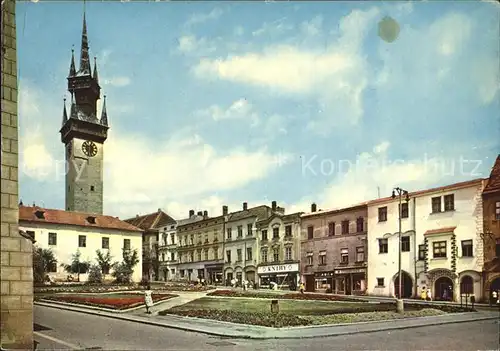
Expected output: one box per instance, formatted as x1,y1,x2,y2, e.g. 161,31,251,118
391,190,396,199
405,191,410,202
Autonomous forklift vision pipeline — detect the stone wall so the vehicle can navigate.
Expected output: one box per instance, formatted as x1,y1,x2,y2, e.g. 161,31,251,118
1,0,34,348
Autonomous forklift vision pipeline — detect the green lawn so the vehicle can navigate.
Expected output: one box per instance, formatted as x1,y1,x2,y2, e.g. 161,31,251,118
168,297,375,316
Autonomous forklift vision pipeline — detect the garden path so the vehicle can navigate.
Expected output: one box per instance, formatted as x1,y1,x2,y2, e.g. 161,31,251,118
128,291,211,316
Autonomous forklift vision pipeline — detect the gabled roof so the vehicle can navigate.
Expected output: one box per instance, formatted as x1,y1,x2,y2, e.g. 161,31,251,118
228,205,272,222
483,155,500,195
19,206,142,232
124,209,176,231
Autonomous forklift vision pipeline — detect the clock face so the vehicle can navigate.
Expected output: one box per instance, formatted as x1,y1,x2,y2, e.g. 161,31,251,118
82,140,98,157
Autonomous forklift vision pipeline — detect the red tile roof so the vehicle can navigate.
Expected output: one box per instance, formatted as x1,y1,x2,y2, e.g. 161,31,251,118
424,227,457,236
483,155,500,195
19,206,142,232
124,209,176,231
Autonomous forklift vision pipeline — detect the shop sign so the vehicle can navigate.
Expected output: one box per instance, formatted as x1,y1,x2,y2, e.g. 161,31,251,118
334,268,366,275
257,263,299,274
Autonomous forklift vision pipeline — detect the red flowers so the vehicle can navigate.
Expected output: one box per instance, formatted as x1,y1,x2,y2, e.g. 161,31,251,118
207,290,360,302
42,293,176,310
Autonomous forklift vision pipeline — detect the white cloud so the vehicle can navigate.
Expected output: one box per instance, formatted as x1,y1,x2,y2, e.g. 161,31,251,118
195,98,259,124
185,8,223,27
234,26,245,36
102,76,131,87
177,35,216,55
300,15,323,37
252,18,293,37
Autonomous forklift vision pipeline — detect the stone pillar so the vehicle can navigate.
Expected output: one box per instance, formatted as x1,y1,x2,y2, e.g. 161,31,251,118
1,0,34,348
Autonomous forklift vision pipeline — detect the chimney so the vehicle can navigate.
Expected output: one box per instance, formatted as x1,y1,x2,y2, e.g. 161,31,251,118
222,205,228,216
158,208,161,212
136,214,139,218
189,210,195,217
197,211,203,216
272,201,277,211
311,203,317,212
203,210,208,218
243,202,248,211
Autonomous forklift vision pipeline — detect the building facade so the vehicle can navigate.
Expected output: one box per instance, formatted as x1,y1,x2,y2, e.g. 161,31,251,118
300,203,368,294
60,12,108,215
367,179,486,301
1,0,34,348
482,155,500,301
157,219,179,281
223,203,273,285
256,202,302,289
19,206,143,283
124,209,176,281
176,210,224,283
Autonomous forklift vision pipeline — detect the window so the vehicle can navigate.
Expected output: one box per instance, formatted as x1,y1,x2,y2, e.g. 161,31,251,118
170,252,175,261
460,276,473,294
102,237,109,249
190,234,194,245
431,197,441,213
340,248,349,264
161,253,165,262
285,225,292,237
213,248,218,260
401,236,410,252
204,249,209,261
273,227,279,239
273,248,279,262
378,238,388,253
433,241,447,258
378,207,387,222
285,247,292,260
48,232,57,246
90,185,95,191
444,194,455,211
356,247,365,262
197,250,202,262
123,238,131,250
247,224,253,236
319,251,326,265
307,226,314,239
399,203,409,218
376,278,385,287
461,240,473,257
26,231,35,240
180,270,185,278
418,244,426,260
237,226,243,238
306,252,313,265
170,233,175,245
226,250,231,263
495,201,500,220
356,218,364,232
261,249,268,263
78,235,86,248
261,230,268,241
246,247,252,261
341,220,349,234
328,222,335,236
237,249,242,262
189,252,194,262
226,228,232,240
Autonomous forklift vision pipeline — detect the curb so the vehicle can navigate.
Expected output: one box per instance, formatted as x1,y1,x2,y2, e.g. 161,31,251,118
34,301,499,339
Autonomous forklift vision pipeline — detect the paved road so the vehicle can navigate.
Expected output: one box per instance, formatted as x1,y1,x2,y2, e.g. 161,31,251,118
34,305,500,350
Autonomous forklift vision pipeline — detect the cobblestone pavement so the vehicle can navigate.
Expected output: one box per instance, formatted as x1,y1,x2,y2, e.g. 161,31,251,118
34,305,499,350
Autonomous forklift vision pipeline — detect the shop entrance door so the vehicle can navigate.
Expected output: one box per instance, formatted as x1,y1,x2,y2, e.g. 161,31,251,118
305,275,315,292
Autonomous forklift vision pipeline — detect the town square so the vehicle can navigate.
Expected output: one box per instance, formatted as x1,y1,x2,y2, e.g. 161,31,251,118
1,0,499,350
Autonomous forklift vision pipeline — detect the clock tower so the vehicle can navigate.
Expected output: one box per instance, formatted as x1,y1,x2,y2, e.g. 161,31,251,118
60,12,109,215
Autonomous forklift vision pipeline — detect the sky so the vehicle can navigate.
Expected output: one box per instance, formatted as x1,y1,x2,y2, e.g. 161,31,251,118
16,0,500,221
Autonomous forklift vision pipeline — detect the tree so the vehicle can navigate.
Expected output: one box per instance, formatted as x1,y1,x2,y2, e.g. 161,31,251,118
95,249,113,277
87,264,103,284
33,246,57,284
61,250,91,282
111,248,139,284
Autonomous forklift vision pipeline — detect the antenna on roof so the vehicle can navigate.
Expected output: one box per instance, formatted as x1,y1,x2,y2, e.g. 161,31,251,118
377,186,380,198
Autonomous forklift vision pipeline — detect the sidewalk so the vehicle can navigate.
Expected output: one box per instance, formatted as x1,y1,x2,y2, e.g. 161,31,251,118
34,300,499,339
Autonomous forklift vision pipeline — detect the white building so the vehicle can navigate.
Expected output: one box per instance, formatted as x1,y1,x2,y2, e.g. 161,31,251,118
367,178,486,301
158,220,178,281
20,205,143,282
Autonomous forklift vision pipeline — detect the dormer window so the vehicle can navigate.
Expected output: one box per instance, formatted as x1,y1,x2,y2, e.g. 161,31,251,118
34,210,45,219
86,216,96,224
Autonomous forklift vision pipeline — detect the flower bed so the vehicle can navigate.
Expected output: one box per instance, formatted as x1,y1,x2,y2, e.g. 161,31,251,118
160,284,214,292
39,293,177,310
161,309,312,327
207,290,361,302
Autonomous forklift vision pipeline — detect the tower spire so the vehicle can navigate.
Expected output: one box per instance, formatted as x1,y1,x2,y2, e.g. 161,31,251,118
69,47,76,77
78,11,91,75
100,95,108,126
62,97,68,126
93,56,99,84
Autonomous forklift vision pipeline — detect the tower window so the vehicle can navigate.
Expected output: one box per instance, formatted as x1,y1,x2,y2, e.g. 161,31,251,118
90,186,95,191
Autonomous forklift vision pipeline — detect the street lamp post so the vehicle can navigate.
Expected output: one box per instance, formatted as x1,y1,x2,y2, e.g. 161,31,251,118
392,187,410,314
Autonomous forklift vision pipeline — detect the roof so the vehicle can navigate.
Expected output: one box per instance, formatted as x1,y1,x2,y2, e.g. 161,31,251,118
424,226,457,236
228,205,272,222
19,206,142,232
124,209,176,231
367,178,485,206
483,155,500,195
301,201,369,219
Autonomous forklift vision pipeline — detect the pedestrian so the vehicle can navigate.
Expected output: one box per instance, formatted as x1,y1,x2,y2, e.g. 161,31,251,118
426,287,432,301
420,287,426,300
144,284,153,314
443,288,448,301
299,282,305,294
